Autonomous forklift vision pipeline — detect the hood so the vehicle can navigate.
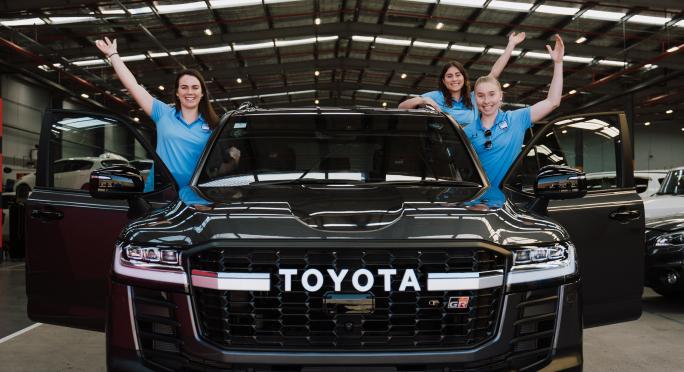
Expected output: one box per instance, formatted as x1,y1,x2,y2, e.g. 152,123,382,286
645,214,684,240
120,185,568,247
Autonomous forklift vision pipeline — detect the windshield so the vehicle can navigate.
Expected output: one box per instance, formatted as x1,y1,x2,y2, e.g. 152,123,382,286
197,113,482,187
658,169,684,195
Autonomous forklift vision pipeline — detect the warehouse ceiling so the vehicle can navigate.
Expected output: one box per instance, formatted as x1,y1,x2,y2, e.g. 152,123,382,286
1,0,683,131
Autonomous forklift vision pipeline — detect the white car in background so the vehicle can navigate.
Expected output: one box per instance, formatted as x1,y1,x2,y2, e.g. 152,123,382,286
14,153,130,200
585,170,667,196
644,166,684,221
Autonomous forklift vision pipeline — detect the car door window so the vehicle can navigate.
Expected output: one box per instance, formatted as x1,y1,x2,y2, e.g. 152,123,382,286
507,116,620,194
48,113,170,192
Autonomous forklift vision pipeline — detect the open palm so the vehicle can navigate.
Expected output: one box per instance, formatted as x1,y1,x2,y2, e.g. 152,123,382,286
95,36,117,56
546,34,564,63
508,31,526,47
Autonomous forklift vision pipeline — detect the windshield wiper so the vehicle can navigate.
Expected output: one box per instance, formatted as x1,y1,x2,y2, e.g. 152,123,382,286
366,180,482,187
249,178,364,186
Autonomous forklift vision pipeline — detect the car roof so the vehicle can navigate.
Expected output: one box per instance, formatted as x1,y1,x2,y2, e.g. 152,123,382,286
232,106,444,117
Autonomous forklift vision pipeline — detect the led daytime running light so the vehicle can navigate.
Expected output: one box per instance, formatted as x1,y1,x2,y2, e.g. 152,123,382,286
124,245,181,265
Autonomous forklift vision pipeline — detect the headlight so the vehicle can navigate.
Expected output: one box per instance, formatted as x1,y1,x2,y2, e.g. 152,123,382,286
114,243,187,286
652,232,684,254
508,242,577,285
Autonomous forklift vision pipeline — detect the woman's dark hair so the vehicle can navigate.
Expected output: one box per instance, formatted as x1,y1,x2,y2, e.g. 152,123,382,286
173,69,219,129
438,61,472,109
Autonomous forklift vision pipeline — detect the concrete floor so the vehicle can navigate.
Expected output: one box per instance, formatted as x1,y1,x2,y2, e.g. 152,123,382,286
1,259,683,371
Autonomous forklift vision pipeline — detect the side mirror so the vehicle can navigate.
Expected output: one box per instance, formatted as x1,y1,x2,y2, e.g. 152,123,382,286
534,165,587,200
89,166,144,199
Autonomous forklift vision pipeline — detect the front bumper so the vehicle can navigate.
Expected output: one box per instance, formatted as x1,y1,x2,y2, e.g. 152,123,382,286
107,279,582,371
645,249,684,292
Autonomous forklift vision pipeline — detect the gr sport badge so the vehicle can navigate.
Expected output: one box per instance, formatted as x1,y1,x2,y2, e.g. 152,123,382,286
448,296,470,309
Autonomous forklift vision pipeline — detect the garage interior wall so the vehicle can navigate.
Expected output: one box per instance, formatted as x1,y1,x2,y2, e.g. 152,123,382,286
1,74,48,190
634,125,684,170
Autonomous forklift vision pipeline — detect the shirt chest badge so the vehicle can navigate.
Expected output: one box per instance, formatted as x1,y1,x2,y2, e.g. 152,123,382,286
201,124,211,131
498,121,508,130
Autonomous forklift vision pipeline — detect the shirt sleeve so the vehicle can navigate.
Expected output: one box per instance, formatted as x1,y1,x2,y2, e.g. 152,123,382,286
509,106,532,130
150,98,172,123
421,90,442,102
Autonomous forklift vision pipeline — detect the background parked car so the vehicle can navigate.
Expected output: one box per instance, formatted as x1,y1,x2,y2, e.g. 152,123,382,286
643,166,684,221
14,153,130,200
585,170,667,197
645,214,684,297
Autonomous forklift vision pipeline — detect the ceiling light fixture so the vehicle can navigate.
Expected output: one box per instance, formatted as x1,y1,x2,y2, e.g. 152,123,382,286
158,85,165,91
666,109,674,114
133,117,140,122
314,70,320,76
314,17,321,25
382,102,388,107
314,99,320,105
575,36,587,44
667,46,680,53
81,93,89,99
644,122,651,126
236,78,243,84
569,90,577,95
400,73,407,79
204,28,213,36
436,22,444,29
502,83,510,88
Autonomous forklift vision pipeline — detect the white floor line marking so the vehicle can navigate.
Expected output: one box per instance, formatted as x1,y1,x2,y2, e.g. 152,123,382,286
0,323,43,344
0,263,25,270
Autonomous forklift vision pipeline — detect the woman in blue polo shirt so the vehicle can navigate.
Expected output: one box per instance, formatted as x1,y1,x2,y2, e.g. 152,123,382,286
398,32,526,127
95,37,239,190
465,34,565,188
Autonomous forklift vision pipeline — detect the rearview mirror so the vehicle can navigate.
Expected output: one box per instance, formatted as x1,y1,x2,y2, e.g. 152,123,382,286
89,166,144,199
534,165,587,200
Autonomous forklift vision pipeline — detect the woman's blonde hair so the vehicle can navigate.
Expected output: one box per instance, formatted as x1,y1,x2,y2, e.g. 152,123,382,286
473,75,502,91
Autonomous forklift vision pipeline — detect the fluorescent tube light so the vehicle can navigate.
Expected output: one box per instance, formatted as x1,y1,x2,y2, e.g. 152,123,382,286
413,40,449,49
232,41,274,51
1,18,45,26
451,44,485,53
191,45,232,55
375,37,412,46
536,5,579,16
581,10,625,21
156,2,207,14
489,1,533,12
352,35,375,42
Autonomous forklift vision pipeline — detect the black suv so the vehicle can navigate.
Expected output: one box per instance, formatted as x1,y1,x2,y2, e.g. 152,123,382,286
25,107,644,371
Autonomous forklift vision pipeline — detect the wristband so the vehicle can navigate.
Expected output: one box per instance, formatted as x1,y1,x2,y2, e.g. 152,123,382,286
107,52,119,58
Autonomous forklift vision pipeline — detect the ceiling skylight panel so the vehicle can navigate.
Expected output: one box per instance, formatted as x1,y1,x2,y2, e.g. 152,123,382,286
535,5,579,16
489,1,534,12
581,10,626,21
1,18,46,26
628,15,671,26
49,16,98,24
317,36,338,42
155,2,208,14
128,7,153,15
439,0,486,7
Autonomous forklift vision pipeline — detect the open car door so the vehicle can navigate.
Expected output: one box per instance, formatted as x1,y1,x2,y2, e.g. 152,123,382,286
25,110,176,331
503,112,644,327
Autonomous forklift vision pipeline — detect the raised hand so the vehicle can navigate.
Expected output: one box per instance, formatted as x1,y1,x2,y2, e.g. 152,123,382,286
95,36,117,57
508,31,526,47
546,34,565,64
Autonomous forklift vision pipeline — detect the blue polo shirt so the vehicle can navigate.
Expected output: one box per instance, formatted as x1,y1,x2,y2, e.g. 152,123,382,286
464,107,532,187
144,99,212,191
421,90,478,127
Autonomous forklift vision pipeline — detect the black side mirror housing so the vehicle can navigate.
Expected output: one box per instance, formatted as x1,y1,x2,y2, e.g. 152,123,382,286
534,165,587,200
89,165,145,199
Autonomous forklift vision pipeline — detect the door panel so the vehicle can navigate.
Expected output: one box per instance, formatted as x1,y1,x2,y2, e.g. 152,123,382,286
26,109,175,331
504,112,644,327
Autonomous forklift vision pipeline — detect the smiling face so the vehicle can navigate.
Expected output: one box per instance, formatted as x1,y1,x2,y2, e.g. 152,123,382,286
474,80,503,117
176,74,203,110
442,66,465,96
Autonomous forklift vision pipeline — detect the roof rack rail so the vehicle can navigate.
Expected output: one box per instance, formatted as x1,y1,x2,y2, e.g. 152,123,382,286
237,101,257,111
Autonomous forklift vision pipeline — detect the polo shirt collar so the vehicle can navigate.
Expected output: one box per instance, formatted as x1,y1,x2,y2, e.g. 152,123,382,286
175,109,205,126
476,110,506,132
